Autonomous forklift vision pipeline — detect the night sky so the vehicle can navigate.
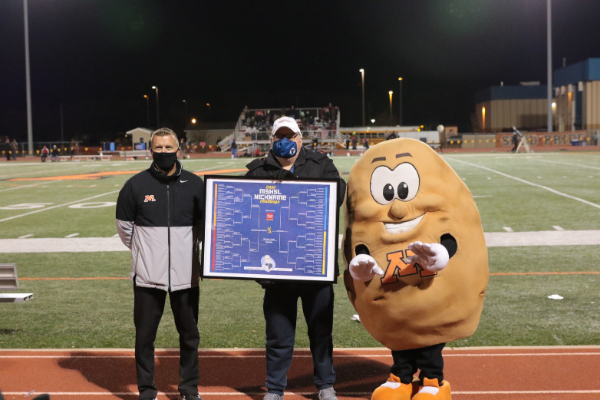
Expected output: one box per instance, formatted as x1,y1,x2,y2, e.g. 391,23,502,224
2,0,599,144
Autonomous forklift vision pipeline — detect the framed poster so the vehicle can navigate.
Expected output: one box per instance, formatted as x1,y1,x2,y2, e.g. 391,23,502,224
202,176,339,282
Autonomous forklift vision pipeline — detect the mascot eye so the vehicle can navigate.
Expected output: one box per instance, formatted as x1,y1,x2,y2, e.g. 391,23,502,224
398,182,409,199
370,163,420,204
394,163,420,201
383,184,395,201
370,166,396,205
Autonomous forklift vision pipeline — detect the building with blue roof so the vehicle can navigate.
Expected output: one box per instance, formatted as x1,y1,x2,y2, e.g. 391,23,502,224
553,58,600,131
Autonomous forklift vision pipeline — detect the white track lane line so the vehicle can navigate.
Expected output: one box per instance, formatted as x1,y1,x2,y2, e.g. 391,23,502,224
448,158,600,210
0,180,60,192
3,391,600,396
2,352,599,359
534,158,600,171
0,191,120,223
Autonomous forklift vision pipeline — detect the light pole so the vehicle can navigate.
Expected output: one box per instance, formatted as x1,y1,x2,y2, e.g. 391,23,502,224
359,69,365,126
183,99,187,125
152,86,159,129
24,0,33,154
546,0,553,133
388,91,393,124
143,95,150,128
398,77,403,126
206,103,211,123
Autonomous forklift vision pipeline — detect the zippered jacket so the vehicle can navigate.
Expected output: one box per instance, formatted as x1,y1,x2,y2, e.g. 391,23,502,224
116,160,204,292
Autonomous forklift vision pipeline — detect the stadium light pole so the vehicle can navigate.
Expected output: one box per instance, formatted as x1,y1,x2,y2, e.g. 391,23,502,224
388,91,393,124
206,103,211,122
152,86,159,129
183,99,187,125
24,0,33,154
360,69,365,126
398,77,403,126
143,95,150,128
546,0,553,133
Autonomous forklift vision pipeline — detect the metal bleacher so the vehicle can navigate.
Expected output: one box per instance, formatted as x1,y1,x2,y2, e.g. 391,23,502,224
220,106,344,153
0,263,34,303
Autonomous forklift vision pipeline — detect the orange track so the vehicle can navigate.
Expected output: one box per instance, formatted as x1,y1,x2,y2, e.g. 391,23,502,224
1,347,600,399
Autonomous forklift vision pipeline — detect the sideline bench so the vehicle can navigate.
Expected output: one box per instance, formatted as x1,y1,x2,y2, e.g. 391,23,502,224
0,263,33,303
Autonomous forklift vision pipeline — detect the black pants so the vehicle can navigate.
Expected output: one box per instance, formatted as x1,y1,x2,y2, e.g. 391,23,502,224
391,343,445,385
263,283,336,395
134,284,200,400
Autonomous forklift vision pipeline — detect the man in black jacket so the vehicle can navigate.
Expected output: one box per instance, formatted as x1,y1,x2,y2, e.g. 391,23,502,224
246,117,346,400
116,128,204,400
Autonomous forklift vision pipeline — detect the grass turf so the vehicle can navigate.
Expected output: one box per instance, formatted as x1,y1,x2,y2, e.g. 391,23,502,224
1,246,599,348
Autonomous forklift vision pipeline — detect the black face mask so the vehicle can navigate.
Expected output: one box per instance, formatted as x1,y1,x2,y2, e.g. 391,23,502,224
153,152,178,171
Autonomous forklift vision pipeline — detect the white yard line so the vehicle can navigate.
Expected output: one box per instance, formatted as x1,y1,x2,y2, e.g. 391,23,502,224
65,233,80,238
553,226,564,231
18,234,33,238
0,191,120,223
534,158,600,171
448,158,600,210
0,180,60,192
3,230,600,253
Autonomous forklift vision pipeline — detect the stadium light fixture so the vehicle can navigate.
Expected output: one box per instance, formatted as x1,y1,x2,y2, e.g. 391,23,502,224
143,95,150,128
192,118,196,124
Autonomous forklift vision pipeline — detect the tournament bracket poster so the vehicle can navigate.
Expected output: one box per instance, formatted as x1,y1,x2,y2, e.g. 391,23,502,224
202,176,339,282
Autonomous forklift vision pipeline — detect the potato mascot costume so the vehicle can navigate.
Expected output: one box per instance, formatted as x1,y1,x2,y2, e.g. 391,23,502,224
343,138,488,400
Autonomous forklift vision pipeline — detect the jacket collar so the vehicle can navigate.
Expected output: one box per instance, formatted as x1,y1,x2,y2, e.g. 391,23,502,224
149,159,183,183
265,146,307,169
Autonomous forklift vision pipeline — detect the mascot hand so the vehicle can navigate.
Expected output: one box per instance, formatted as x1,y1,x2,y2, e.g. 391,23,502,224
349,254,384,282
407,242,449,272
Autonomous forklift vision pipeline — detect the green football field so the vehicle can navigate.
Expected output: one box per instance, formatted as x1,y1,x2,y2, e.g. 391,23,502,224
1,152,599,349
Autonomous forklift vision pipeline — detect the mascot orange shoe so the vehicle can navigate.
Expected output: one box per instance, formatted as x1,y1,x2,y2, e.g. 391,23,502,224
371,374,418,400
412,378,451,399
343,138,488,400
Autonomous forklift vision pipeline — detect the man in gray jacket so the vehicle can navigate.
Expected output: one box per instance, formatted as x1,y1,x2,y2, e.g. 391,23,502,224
116,128,205,400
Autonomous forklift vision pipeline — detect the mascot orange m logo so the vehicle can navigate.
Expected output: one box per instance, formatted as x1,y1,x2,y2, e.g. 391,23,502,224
144,195,156,202
381,249,437,284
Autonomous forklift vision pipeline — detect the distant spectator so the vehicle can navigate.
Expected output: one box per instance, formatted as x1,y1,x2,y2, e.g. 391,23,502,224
351,135,357,150
10,138,18,160
51,145,59,162
313,136,319,149
41,145,49,162
231,139,238,159
345,137,350,150
180,137,187,158
511,132,520,152
4,137,9,161
363,137,369,150
253,145,261,157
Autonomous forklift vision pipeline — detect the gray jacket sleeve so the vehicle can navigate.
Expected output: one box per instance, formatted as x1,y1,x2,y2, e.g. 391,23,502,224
116,181,136,250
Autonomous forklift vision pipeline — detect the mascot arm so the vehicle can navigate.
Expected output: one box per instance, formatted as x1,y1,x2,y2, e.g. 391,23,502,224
349,254,384,282
406,241,450,272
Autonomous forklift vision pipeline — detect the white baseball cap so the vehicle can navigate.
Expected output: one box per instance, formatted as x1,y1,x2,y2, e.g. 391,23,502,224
272,117,301,137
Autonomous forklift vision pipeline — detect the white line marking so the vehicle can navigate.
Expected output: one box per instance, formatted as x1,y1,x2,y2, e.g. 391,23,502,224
473,195,492,198
535,158,600,171
65,233,80,238
2,352,599,359
3,391,600,396
18,234,34,238
0,191,120,223
448,158,600,210
485,230,600,246
0,180,60,193
113,233,120,237
538,176,543,178
503,227,513,232
553,226,564,231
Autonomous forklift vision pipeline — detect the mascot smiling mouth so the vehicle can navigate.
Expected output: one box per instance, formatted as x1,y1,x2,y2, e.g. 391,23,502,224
383,214,425,235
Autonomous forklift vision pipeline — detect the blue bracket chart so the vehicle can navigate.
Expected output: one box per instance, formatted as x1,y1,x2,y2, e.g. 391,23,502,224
203,178,338,282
